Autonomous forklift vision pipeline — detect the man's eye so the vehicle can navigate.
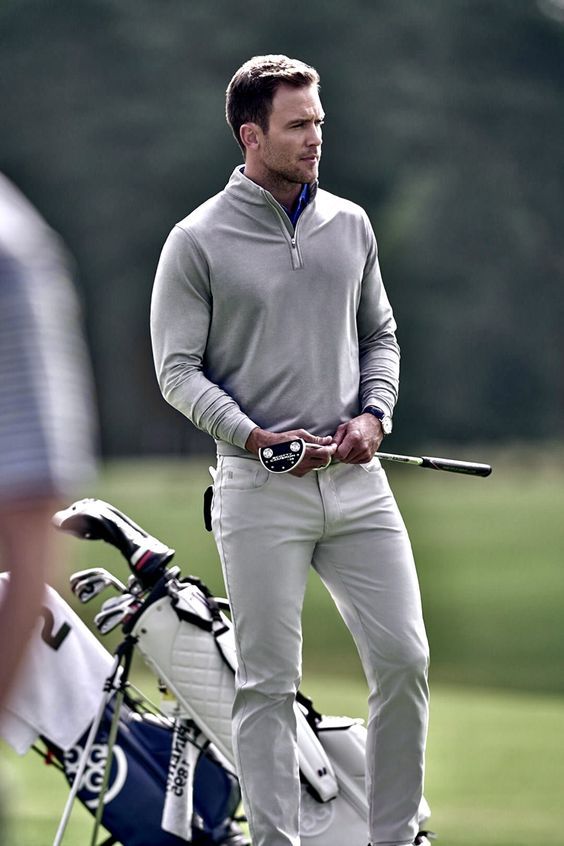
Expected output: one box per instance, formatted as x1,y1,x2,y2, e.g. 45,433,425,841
289,119,324,129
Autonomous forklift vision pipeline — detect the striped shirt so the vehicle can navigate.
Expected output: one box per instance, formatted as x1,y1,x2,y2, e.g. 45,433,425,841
0,174,97,502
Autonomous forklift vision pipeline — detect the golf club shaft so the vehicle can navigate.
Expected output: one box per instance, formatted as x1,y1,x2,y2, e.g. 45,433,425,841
375,451,492,477
52,655,121,846
305,443,491,477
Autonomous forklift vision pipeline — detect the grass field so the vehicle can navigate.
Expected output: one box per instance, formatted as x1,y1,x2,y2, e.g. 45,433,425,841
1,679,563,845
1,454,563,844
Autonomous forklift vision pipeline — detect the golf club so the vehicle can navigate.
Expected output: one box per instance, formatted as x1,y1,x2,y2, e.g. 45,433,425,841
94,594,141,635
306,442,492,477
259,440,492,477
70,568,127,603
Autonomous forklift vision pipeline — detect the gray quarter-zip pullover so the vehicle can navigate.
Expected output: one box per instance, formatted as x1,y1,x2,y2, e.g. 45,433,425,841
151,166,400,455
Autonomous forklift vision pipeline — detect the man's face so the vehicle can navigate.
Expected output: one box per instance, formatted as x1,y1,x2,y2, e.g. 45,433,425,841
257,83,324,186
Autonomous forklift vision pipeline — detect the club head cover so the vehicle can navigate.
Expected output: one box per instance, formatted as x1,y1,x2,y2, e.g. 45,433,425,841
259,439,306,473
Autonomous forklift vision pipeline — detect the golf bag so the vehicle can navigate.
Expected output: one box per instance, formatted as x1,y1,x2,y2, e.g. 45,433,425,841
129,582,395,843
54,498,432,846
0,573,246,846
44,697,243,846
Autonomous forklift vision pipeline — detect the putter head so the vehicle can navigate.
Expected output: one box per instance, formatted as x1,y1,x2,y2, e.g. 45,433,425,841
259,439,306,474
94,594,141,635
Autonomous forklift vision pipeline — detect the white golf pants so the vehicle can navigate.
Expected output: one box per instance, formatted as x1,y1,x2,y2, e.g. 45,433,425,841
211,455,429,846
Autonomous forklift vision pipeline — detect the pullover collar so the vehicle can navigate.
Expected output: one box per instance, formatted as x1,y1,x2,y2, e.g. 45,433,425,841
225,165,318,216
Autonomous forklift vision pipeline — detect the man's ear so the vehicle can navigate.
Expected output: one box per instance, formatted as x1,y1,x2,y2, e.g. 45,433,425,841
240,123,261,151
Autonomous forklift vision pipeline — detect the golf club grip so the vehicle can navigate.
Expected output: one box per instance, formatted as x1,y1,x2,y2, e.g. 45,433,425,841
420,456,492,476
375,452,492,477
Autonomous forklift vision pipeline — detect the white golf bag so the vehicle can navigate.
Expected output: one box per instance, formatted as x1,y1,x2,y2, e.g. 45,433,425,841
0,572,247,846
54,498,432,845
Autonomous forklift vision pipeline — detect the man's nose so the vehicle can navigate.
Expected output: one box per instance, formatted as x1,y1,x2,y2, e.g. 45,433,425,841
306,124,322,147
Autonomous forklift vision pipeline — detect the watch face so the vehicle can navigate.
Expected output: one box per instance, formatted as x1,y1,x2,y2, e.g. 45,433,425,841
382,416,393,435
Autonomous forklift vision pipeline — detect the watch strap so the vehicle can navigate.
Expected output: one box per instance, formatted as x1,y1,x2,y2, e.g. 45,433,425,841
363,405,385,420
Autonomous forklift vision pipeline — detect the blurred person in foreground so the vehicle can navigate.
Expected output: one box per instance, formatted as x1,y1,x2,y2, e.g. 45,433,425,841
0,172,97,714
151,56,430,846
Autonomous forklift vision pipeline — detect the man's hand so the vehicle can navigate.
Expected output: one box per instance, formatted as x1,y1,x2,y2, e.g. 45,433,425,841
333,413,383,464
246,427,336,477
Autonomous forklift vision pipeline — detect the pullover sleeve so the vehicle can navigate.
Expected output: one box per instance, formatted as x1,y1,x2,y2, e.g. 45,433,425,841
357,214,400,416
150,225,257,449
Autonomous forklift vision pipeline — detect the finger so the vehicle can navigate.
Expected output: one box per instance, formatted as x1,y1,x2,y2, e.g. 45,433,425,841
335,435,354,461
299,431,333,446
343,449,372,464
339,446,358,463
290,455,322,476
292,443,335,475
305,443,337,460
332,424,348,447
336,430,367,463
304,441,336,453
290,457,330,477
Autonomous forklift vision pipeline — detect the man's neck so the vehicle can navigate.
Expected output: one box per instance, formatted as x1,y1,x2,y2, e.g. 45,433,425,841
243,164,303,211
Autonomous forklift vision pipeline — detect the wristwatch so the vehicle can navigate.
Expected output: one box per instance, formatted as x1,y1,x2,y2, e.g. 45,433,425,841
363,406,393,435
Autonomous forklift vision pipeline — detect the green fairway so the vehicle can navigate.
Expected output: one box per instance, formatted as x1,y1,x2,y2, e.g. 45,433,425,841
53,454,564,694
1,679,563,845
1,455,563,843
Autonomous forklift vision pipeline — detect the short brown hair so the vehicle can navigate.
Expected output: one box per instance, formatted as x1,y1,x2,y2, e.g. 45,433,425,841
226,54,320,153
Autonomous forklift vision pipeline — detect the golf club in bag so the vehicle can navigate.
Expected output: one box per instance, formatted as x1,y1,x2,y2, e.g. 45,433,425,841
53,497,433,845
0,572,248,846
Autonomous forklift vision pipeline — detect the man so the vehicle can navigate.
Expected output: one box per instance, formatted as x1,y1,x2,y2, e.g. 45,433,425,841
151,55,430,846
0,172,97,715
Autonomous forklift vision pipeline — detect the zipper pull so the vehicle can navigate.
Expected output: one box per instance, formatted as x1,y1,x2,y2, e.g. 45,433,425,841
291,237,296,248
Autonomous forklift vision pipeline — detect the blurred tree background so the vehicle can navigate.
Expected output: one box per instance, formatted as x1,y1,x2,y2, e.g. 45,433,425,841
2,8,564,841
1,0,563,456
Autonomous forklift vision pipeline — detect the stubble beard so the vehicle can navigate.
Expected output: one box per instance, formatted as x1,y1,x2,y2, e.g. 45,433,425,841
262,138,320,190
266,159,319,194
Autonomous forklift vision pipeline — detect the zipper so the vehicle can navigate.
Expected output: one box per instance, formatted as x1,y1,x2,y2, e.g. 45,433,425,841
290,210,310,270
289,231,302,269
264,192,305,270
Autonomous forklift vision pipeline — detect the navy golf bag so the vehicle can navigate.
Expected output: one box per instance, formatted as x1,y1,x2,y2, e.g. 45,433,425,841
42,697,243,846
